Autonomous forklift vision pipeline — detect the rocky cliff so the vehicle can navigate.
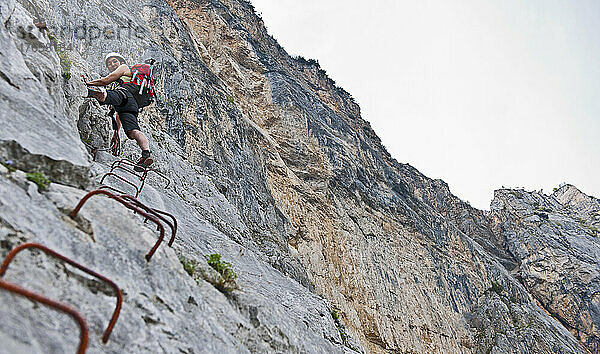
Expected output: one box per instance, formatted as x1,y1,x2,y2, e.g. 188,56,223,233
490,185,600,353
0,0,597,353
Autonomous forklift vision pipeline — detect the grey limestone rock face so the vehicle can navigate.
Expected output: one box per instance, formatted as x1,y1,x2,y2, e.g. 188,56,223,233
491,186,600,353
0,0,355,352
189,1,586,352
0,172,349,353
0,0,89,188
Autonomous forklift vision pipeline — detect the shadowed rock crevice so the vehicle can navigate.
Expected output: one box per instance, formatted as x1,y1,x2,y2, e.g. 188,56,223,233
0,69,19,89
63,266,117,298
0,140,89,189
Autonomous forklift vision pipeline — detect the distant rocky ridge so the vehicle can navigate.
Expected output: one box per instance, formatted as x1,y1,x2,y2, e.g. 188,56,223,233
490,185,600,353
0,0,597,352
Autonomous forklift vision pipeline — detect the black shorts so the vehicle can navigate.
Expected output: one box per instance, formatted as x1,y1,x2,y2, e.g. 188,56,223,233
103,88,141,136
117,112,140,134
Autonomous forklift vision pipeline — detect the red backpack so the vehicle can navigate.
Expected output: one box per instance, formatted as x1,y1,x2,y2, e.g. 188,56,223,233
123,59,155,109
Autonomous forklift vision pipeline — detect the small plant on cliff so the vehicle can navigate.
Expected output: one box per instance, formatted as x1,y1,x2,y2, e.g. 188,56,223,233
487,282,505,296
338,327,348,342
1,160,16,173
26,172,51,191
58,51,72,80
330,307,357,349
206,253,237,289
331,309,340,321
178,255,199,276
178,253,238,292
48,33,71,80
80,136,92,145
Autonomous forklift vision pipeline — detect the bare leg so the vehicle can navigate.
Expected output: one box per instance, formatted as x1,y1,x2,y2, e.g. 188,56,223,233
130,129,153,171
127,129,149,151
113,113,122,131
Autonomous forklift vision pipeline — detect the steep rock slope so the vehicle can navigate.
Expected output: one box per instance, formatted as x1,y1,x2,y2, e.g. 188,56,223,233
0,0,355,352
0,0,593,353
0,0,88,188
164,0,586,352
491,185,600,352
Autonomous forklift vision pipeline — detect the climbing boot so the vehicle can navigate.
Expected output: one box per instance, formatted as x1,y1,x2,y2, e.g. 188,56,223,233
134,151,154,172
86,86,106,100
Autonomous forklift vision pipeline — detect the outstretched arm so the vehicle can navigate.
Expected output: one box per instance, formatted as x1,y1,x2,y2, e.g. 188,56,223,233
86,64,131,86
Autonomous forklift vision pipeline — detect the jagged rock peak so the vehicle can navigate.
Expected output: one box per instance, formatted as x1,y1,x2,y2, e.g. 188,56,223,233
553,183,600,208
491,185,600,352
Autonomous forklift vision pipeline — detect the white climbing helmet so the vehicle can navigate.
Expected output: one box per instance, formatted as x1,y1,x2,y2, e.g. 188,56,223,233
104,52,126,66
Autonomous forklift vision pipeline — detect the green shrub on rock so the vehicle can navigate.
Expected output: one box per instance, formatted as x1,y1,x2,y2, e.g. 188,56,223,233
26,172,51,191
178,253,238,293
178,255,199,276
205,253,238,292
48,33,71,80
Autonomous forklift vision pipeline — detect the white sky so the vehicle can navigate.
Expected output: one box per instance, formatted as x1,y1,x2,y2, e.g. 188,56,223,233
250,0,600,209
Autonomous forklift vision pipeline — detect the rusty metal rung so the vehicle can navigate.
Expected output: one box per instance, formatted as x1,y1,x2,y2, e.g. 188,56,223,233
98,185,128,196
112,159,171,189
100,159,172,199
119,194,178,247
102,161,146,198
0,243,122,344
0,280,88,354
151,208,178,247
100,172,140,198
69,190,166,261
148,169,171,189
110,165,146,182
